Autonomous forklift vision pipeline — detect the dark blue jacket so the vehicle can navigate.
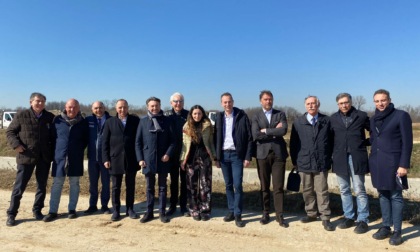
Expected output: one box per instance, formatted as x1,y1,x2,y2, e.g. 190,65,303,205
330,107,370,175
102,114,140,175
135,114,175,175
86,111,111,163
215,107,253,161
369,109,413,190
52,114,89,177
290,113,333,172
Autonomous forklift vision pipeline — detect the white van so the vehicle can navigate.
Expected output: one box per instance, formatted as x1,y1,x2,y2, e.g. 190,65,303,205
1,111,16,129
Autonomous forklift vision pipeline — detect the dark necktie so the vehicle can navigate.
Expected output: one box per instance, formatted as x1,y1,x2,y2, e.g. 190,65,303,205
311,117,316,126
97,118,102,132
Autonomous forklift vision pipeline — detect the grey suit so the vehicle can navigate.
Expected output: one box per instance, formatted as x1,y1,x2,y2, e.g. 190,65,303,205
252,109,289,219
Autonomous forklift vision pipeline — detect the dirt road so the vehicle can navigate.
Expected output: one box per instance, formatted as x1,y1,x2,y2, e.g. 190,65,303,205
1,189,419,252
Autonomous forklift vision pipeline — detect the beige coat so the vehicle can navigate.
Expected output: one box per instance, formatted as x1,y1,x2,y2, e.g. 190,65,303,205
180,120,216,163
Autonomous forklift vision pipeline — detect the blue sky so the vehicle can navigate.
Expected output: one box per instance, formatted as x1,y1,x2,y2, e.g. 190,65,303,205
1,0,419,113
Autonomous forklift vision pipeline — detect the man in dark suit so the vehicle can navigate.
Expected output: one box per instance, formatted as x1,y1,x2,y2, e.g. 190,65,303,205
330,93,370,234
164,92,189,217
84,101,112,215
214,92,253,228
290,95,334,231
136,97,175,224
251,90,289,228
369,89,413,246
102,99,140,221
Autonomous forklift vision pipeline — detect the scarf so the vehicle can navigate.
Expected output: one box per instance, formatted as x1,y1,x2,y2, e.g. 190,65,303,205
148,110,164,132
61,110,83,126
373,103,395,133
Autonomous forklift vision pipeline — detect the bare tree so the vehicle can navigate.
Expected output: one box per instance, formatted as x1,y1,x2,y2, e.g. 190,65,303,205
353,95,366,110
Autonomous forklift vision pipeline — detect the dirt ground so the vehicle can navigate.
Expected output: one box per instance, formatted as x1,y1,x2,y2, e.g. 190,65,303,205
1,190,419,252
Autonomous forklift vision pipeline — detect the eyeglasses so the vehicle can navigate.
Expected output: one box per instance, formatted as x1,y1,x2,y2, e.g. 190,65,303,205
172,100,184,103
338,102,350,106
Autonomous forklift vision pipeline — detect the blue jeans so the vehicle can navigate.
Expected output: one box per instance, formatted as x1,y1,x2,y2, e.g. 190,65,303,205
220,150,244,216
378,189,404,232
49,176,80,213
88,160,110,208
336,155,369,223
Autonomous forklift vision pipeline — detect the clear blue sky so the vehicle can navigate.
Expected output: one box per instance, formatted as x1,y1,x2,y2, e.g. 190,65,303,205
1,0,419,113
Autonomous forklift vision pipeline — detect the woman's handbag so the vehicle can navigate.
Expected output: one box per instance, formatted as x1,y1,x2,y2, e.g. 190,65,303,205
286,168,301,192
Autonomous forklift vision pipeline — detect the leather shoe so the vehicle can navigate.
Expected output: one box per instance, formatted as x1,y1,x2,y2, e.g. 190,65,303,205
43,213,58,222
223,212,235,222
235,215,245,228
126,208,139,219
372,227,392,240
6,215,16,227
260,214,270,225
337,218,355,229
68,210,78,219
389,231,403,246
166,206,176,216
140,212,154,223
111,211,120,221
84,206,98,214
160,214,170,223
181,208,190,217
201,213,210,221
353,221,369,234
193,214,201,221
101,206,112,214
300,216,317,223
33,210,44,220
322,220,335,231
277,216,289,228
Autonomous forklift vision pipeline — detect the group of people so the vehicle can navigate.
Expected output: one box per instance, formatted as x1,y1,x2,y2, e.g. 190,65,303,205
5,89,412,246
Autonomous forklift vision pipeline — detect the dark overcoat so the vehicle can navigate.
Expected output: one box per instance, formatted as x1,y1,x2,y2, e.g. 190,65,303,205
330,107,370,175
102,114,140,175
52,114,89,177
86,111,111,163
290,113,333,172
135,115,175,175
369,109,413,190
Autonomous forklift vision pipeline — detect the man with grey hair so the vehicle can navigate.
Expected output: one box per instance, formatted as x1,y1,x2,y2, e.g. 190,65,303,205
330,93,370,234
164,92,189,216
6,92,55,226
43,98,89,222
290,95,334,231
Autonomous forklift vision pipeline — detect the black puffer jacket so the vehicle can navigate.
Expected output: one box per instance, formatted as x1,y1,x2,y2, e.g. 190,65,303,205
6,108,55,165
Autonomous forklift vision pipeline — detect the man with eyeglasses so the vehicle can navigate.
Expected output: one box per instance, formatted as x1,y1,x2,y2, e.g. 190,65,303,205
330,93,370,234
164,92,189,216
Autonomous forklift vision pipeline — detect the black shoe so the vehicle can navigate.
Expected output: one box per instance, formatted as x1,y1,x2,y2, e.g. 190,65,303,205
193,215,201,221
235,215,245,228
260,214,270,225
372,227,392,240
322,220,335,231
166,206,176,216
160,214,170,223
126,208,139,219
84,206,98,214
33,211,44,220
140,213,154,223
111,211,120,221
389,231,403,246
337,218,355,229
6,215,16,227
354,221,369,234
223,212,235,222
181,208,190,217
201,213,210,221
68,210,78,219
277,216,289,228
300,216,317,223
43,213,58,222
101,206,112,214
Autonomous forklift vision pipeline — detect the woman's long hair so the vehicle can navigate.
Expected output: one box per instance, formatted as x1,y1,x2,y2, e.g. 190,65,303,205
186,105,210,143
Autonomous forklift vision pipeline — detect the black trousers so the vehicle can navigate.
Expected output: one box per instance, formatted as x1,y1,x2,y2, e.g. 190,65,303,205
7,161,51,216
169,159,187,209
257,151,286,218
111,171,137,212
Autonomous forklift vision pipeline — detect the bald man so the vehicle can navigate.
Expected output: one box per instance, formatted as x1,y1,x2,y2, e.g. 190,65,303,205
43,99,89,222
